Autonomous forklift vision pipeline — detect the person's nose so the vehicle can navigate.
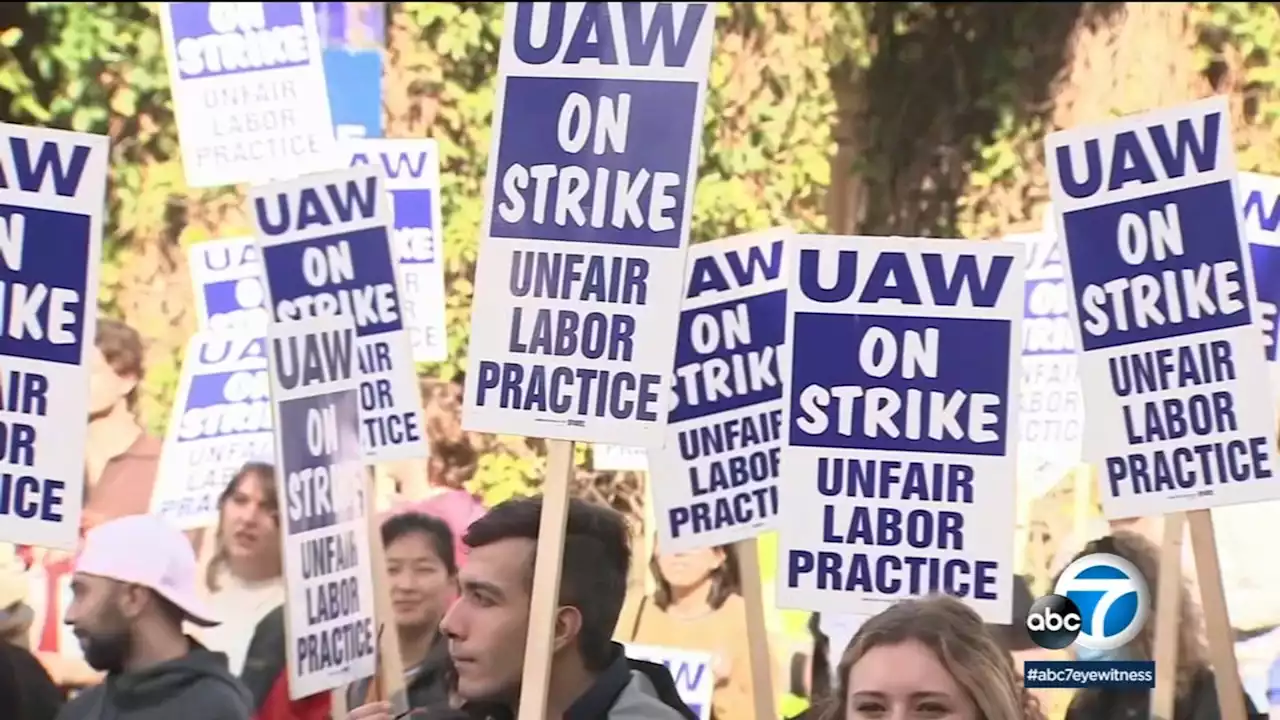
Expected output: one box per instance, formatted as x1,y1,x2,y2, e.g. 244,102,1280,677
439,596,463,639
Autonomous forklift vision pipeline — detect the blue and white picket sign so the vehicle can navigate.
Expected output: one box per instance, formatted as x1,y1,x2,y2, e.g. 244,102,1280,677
267,315,377,699
461,2,718,446
0,124,109,549
189,236,270,332
315,1,386,141
1046,96,1279,519
160,2,337,188
650,228,788,552
1011,231,1084,497
776,236,1024,623
249,164,427,463
1238,172,1280,406
150,333,274,529
344,139,448,362
623,643,713,720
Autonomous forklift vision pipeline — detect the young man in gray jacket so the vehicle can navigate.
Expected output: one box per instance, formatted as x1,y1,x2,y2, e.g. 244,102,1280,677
55,514,252,720
349,496,696,720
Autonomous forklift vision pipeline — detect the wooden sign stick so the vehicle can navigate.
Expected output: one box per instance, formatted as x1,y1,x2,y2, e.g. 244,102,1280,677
1150,512,1185,720
735,538,777,719
517,439,575,719
643,472,657,596
1186,509,1247,720
362,466,407,711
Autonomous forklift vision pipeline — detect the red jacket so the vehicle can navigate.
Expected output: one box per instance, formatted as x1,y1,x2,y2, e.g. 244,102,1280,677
242,605,331,720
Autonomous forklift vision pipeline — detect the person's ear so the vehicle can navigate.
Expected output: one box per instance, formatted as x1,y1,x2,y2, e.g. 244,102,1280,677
117,584,150,621
552,605,583,655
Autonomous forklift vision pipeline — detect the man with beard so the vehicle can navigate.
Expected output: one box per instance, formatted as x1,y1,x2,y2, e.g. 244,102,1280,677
55,515,253,720
26,318,175,686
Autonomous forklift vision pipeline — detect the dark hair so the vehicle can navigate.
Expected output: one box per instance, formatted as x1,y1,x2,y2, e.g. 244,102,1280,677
205,462,279,593
94,317,145,411
152,592,189,628
650,544,741,611
382,511,458,577
463,495,631,672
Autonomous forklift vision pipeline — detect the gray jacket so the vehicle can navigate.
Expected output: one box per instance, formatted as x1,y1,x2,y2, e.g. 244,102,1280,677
456,643,699,720
55,642,252,720
607,668,691,719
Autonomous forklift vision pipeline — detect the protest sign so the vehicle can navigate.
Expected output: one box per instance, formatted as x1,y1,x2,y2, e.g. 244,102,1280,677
1046,96,1278,518
160,2,337,188
650,228,788,552
0,124,108,549
250,165,427,463
1238,171,1280,406
461,2,718,448
189,236,269,332
460,4,718,716
592,443,648,472
777,236,1024,623
623,643,713,720
1012,231,1084,497
345,139,448,362
150,333,274,529
267,315,377,699
316,1,385,141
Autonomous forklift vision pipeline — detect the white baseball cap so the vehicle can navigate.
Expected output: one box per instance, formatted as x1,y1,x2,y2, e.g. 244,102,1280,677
74,514,220,627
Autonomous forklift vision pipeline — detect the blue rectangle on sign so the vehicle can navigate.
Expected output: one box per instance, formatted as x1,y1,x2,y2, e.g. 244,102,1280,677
1022,278,1072,356
671,290,786,424
788,313,1012,456
489,76,701,249
392,189,435,265
261,227,402,338
1023,660,1155,689
1251,243,1280,362
1064,181,1250,351
185,373,264,438
323,48,384,139
167,3,313,80
279,390,360,535
0,205,91,366
393,190,433,232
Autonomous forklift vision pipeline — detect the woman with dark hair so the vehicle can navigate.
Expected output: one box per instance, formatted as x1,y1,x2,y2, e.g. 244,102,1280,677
1062,531,1259,720
199,463,330,720
616,544,757,720
345,511,460,711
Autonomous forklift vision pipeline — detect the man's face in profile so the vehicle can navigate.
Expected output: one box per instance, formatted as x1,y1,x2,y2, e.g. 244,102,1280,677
65,574,133,673
441,537,535,704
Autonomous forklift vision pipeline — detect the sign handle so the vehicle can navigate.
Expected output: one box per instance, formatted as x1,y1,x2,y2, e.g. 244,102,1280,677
1150,512,1185,720
1186,509,1247,720
363,466,408,712
735,538,777,719
517,439,575,719
364,623,387,704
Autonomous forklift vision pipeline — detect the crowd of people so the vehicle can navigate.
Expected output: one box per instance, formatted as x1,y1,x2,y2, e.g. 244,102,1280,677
0,316,1272,720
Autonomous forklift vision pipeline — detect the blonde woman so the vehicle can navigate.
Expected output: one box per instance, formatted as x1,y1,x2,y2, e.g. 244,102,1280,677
820,595,1044,720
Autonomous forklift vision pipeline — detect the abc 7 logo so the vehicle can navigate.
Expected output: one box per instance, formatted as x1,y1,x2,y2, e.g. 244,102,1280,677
1024,552,1150,651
